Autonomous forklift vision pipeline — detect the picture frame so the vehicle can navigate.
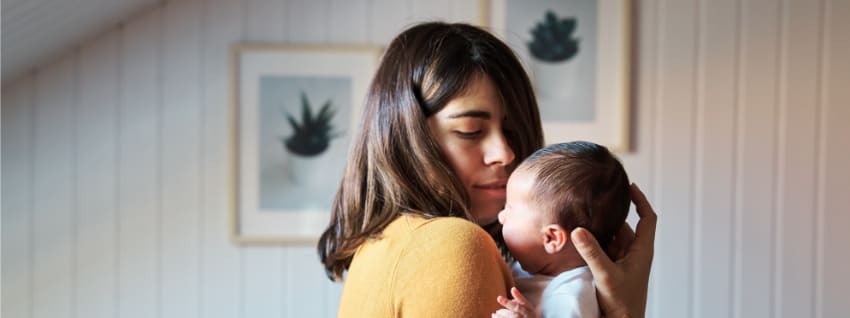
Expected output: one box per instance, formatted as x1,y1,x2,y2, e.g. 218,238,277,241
230,44,382,244
484,0,631,152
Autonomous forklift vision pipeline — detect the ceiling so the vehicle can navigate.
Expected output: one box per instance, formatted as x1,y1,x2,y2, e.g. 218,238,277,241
2,0,161,84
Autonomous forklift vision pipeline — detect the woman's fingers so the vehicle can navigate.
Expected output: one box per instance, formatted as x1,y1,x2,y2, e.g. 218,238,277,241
572,227,616,283
629,184,657,260
608,223,635,261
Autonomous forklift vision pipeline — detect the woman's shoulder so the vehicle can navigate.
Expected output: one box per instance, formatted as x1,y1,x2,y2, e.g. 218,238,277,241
397,215,493,243
389,215,501,261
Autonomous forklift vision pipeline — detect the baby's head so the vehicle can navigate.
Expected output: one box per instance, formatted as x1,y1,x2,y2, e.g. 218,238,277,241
498,141,630,275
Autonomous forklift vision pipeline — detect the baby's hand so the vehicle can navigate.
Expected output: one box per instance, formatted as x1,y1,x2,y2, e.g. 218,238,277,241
492,287,536,318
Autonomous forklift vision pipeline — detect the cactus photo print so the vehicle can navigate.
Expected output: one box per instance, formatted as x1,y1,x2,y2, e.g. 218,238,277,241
489,0,631,152
506,0,598,122
233,45,380,242
258,76,351,211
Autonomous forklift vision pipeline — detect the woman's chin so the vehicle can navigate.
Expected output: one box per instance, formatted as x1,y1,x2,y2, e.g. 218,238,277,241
470,206,502,226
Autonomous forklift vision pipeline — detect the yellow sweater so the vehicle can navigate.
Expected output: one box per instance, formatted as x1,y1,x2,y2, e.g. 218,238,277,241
337,215,514,317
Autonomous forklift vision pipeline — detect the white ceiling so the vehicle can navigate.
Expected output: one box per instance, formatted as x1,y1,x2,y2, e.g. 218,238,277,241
2,0,161,84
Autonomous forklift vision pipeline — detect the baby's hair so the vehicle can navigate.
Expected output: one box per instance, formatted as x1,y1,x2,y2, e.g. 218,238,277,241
518,141,630,249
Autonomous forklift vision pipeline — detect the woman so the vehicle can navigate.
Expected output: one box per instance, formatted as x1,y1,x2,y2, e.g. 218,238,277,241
318,22,656,317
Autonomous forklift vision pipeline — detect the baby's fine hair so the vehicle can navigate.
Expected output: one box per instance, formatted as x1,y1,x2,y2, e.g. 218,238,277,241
518,141,630,249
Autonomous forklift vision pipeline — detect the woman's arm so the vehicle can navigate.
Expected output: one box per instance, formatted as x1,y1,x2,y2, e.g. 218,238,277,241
572,184,657,318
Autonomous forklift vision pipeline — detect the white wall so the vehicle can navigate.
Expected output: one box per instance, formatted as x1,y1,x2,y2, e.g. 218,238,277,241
2,0,848,317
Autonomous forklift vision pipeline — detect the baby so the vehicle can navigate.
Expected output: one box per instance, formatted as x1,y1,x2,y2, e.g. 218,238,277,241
494,141,631,318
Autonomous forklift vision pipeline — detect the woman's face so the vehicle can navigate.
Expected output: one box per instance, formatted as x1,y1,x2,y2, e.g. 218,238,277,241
427,75,516,225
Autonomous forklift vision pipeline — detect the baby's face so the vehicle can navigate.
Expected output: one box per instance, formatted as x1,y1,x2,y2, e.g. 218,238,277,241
498,169,549,274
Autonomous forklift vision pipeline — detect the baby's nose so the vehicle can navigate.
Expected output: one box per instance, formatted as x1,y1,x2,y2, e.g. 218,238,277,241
497,210,506,224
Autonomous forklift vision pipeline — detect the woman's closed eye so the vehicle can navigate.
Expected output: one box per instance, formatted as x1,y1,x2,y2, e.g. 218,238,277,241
454,130,483,139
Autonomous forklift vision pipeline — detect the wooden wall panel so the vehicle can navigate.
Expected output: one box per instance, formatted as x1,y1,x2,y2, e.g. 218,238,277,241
775,0,822,316
74,29,120,318
693,0,737,316
201,0,243,317
1,76,35,318
734,0,780,317
31,56,76,318
117,7,161,318
819,0,850,316
159,0,204,316
652,0,698,316
287,0,329,43
328,0,369,44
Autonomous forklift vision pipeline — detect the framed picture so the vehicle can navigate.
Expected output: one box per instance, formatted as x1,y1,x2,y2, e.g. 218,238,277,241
485,0,631,151
231,44,382,244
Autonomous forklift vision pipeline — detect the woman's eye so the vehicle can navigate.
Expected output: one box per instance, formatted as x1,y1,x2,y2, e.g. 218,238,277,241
454,130,483,139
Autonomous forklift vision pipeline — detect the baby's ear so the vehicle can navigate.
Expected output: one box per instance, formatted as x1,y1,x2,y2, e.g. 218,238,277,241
542,224,569,254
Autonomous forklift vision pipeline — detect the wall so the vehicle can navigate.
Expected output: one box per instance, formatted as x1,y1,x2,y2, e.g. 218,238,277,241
2,0,849,317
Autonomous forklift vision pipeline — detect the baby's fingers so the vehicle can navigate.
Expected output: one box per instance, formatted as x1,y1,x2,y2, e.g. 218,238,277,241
496,290,534,318
510,287,529,305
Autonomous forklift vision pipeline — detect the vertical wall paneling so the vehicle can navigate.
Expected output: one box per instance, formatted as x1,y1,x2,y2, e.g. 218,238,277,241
1,76,34,318
369,0,412,44
160,0,203,316
32,57,76,318
734,0,780,317
624,0,658,316
693,0,737,316
202,0,243,317
242,0,288,43
820,0,850,316
4,1,850,318
75,29,120,318
328,0,369,44
449,0,482,26
652,0,698,316
239,0,288,315
620,0,655,203
117,7,160,318
776,0,822,316
411,0,451,24
287,0,329,43
286,247,328,317
326,274,343,316
242,247,285,317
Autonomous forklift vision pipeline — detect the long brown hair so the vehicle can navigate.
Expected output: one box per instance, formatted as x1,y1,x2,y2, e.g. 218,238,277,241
318,22,544,281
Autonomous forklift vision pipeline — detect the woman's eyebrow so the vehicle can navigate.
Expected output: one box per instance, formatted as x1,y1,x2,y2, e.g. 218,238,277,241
447,110,491,119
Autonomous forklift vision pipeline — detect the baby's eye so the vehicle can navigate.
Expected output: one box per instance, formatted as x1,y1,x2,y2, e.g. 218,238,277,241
454,130,483,139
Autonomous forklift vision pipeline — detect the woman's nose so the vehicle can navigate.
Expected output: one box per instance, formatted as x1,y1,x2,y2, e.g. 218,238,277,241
483,133,515,166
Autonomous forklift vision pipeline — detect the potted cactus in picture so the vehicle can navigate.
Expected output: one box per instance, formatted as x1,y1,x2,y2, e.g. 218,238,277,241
527,9,582,103
528,10,580,63
281,91,339,184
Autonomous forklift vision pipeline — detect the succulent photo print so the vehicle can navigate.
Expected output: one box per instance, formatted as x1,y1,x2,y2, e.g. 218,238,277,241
233,45,380,243
506,0,598,122
258,76,351,211
488,0,631,152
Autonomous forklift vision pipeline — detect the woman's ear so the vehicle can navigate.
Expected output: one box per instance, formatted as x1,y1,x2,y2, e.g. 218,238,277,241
542,224,569,254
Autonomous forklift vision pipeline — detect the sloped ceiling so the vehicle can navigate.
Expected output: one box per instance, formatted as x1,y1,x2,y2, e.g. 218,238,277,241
2,0,161,84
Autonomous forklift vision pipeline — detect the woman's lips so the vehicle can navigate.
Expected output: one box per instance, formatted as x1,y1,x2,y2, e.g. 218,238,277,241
475,181,507,189
474,180,507,197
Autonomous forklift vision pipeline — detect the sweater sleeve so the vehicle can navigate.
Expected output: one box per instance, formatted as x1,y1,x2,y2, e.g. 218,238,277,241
391,217,514,317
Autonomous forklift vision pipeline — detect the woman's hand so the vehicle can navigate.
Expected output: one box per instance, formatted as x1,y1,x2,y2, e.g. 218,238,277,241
571,184,657,318
493,287,536,318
